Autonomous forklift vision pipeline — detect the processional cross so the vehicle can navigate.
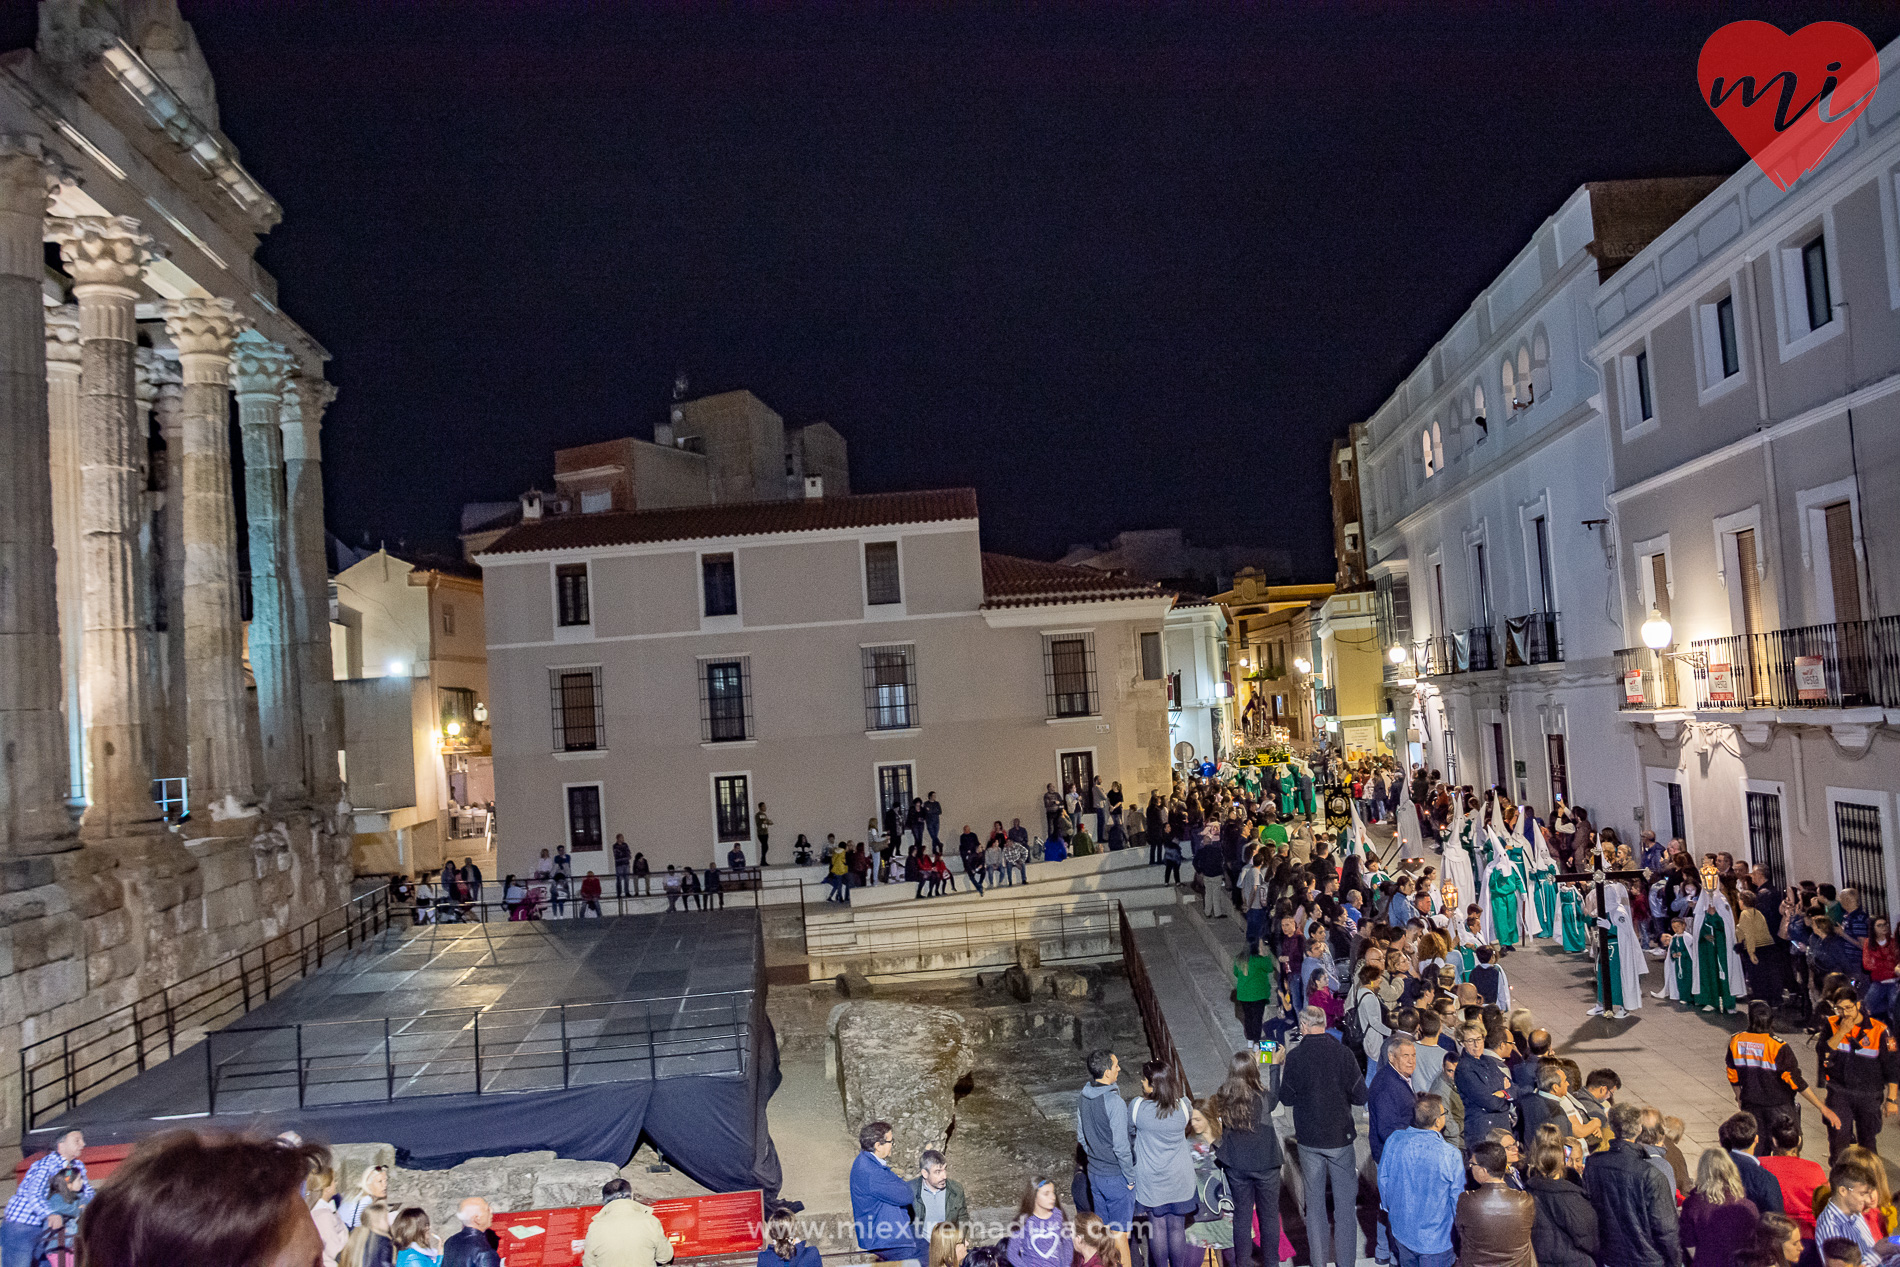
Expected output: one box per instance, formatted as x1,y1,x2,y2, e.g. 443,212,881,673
1553,842,1647,999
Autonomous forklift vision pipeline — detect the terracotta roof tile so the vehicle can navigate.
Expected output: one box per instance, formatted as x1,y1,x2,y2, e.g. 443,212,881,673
478,488,978,555
980,553,1166,608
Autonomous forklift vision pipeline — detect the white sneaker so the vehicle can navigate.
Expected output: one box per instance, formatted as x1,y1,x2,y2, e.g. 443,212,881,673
1586,1004,1605,1016
1611,1007,1629,1019
1649,947,1666,957
1650,990,1667,999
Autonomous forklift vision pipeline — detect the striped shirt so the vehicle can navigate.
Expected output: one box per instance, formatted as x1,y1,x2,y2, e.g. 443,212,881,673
2,1153,89,1226
1815,1202,1881,1261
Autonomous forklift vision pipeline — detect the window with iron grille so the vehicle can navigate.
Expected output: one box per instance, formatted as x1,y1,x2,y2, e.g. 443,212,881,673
1168,670,1182,711
566,784,603,853
549,668,603,751
1747,790,1788,893
702,553,738,617
555,564,591,626
862,644,917,730
441,686,476,732
714,774,751,842
700,657,752,742
864,542,902,606
1044,633,1097,718
1835,802,1886,921
1139,631,1163,681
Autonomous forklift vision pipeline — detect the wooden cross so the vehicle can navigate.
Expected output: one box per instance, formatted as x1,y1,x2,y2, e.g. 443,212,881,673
1552,855,1648,1001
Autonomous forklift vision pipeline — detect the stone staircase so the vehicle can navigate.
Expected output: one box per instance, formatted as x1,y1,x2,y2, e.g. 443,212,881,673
803,850,1183,980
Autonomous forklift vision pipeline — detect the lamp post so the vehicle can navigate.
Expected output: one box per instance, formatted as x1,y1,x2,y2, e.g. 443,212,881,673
1640,610,1707,667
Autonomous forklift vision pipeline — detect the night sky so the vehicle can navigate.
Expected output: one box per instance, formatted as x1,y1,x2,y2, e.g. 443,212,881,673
17,3,1900,575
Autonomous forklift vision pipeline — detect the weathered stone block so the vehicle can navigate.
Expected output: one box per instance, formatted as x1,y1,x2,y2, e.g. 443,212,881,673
835,967,875,998
18,958,88,1016
0,858,58,894
85,909,131,954
529,1159,622,1211
834,1000,973,1165
13,914,79,971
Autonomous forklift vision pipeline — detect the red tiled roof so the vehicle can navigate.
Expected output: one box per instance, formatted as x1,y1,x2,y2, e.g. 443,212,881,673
981,553,1167,609
478,489,979,555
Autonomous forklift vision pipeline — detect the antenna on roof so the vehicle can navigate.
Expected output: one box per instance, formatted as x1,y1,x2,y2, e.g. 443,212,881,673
672,370,689,401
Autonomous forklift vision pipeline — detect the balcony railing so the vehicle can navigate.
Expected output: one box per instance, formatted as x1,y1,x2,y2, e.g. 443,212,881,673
1688,616,1900,710
1504,612,1563,666
1614,646,1680,711
1411,629,1495,675
1462,626,1496,672
1314,685,1338,715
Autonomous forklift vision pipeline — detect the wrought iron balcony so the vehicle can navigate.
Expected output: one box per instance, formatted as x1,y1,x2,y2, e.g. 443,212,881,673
1504,611,1563,666
1314,685,1338,715
1614,646,1680,711
1411,628,1496,675
1688,616,1900,710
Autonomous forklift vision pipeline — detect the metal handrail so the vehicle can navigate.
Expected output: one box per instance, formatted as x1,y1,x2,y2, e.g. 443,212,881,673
201,989,755,1112
1118,904,1191,1101
400,871,809,924
807,898,1123,976
21,886,392,1134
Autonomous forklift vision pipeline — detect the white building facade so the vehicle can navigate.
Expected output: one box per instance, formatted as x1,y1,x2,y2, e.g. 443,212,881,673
1162,597,1229,772
1358,181,1715,827
1598,37,1900,910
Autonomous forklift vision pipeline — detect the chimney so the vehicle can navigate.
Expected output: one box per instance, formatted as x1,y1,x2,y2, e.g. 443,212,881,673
804,475,824,499
520,489,543,521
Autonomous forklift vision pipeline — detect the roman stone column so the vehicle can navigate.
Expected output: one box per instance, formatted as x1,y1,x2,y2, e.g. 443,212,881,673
147,357,185,786
0,134,76,852
281,373,340,804
160,297,253,817
50,216,162,834
231,335,304,805
45,302,86,814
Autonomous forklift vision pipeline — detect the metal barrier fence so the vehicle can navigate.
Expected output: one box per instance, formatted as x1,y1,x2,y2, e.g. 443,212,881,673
809,899,1122,972
21,886,393,1132
203,989,754,1112
1117,904,1192,1101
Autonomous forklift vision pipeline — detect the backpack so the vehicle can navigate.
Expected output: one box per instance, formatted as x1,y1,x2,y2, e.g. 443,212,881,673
1339,988,1370,1066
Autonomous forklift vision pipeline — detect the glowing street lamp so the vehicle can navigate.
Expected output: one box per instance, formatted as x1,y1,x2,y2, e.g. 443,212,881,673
1388,645,1408,664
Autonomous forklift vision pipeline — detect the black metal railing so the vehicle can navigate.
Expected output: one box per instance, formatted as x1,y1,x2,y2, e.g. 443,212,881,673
808,898,1124,973
1462,626,1496,672
1313,686,1337,716
1119,905,1192,1102
1504,612,1563,666
202,989,753,1113
21,887,393,1133
1614,646,1680,710
1689,616,1900,710
400,870,808,924
1413,637,1452,677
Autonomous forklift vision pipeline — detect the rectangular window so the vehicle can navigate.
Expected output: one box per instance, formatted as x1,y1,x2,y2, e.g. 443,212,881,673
701,658,751,743
1802,236,1832,331
441,686,475,732
580,488,611,514
549,668,603,752
1835,801,1887,921
1532,516,1554,612
1490,722,1507,790
1735,528,1764,637
1546,733,1569,806
1443,728,1458,787
565,785,603,853
1747,790,1787,892
876,764,914,827
1665,782,1686,843
1825,501,1863,624
864,542,902,606
1649,553,1672,624
441,603,457,636
1044,633,1097,718
1471,543,1491,628
555,564,591,627
713,775,750,842
1716,295,1740,378
702,553,738,617
1139,631,1164,681
1635,351,1654,421
1168,670,1182,711
862,644,918,730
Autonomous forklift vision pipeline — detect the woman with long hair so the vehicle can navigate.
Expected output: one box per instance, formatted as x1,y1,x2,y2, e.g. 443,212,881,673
1073,1212,1126,1267
306,1164,348,1267
1678,1149,1758,1267
1005,1177,1071,1267
1132,1061,1199,1267
389,1207,435,1267
1207,1051,1282,1267
340,1166,388,1229
339,1201,393,1267
927,1221,968,1267
758,1208,823,1267
1527,1142,1597,1267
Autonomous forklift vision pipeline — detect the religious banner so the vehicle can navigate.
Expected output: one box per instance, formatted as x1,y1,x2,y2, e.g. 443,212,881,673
1706,661,1736,703
492,1191,764,1266
1794,655,1827,700
1624,669,1646,704
1324,788,1352,834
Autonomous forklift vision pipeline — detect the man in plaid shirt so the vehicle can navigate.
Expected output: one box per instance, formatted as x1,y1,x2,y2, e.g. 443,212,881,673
2,1130,89,1267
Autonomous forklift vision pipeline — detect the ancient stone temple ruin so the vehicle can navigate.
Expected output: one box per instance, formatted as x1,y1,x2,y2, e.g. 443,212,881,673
0,1,352,1141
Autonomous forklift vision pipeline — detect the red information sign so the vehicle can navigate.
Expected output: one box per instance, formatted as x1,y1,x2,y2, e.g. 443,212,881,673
1707,662,1735,703
1795,655,1827,700
1623,669,1646,704
493,1191,764,1267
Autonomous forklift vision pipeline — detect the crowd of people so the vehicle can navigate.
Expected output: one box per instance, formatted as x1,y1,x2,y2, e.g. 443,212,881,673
0,1127,684,1267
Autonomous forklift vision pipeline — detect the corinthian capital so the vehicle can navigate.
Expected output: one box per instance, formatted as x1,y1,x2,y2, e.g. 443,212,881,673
44,302,80,367
230,333,294,400
47,215,159,290
160,296,247,359
0,132,80,208
136,346,179,407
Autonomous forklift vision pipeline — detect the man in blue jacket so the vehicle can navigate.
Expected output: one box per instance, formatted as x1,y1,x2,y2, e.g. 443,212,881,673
851,1121,926,1264
1076,1050,1138,1239
1369,1037,1420,1266
1454,1025,1516,1151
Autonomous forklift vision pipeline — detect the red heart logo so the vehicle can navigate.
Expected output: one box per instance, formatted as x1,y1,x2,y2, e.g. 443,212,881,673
1698,21,1880,192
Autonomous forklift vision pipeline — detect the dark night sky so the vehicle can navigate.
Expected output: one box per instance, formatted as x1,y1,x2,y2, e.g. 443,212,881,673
18,3,1900,574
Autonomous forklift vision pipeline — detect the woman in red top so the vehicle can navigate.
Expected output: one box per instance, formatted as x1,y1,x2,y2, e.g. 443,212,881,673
1863,918,1898,1024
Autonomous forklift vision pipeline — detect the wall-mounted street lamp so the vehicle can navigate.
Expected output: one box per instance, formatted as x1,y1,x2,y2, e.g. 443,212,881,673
1388,645,1408,664
1292,657,1311,675
1639,610,1707,668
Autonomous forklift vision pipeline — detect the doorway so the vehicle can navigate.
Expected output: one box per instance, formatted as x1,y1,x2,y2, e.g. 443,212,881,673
876,763,915,836
1059,751,1096,804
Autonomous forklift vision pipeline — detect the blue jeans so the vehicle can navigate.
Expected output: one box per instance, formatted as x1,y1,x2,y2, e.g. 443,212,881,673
1867,980,1898,1025
1009,862,1027,885
1393,1240,1455,1267
1088,1168,1136,1232
3,1220,44,1267
1297,1143,1358,1267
